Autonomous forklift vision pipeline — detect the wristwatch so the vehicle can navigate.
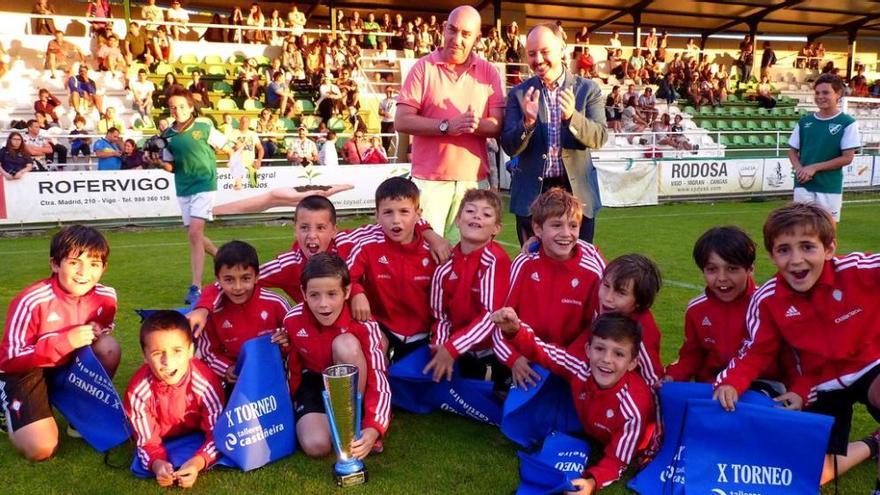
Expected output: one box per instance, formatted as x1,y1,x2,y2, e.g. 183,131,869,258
439,119,449,135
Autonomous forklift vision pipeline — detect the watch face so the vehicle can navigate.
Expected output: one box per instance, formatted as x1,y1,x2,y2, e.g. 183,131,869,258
440,120,449,133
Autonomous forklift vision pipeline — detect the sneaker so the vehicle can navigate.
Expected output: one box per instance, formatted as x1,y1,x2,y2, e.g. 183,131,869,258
67,424,83,439
184,285,201,306
865,427,880,460
0,407,7,434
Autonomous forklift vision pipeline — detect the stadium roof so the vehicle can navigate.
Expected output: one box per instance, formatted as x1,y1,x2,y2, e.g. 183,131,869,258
322,0,880,39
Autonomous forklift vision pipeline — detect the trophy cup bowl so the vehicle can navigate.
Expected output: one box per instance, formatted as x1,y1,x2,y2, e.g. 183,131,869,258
322,364,368,487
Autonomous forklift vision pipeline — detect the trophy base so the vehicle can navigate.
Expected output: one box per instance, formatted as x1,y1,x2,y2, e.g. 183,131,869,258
334,468,367,487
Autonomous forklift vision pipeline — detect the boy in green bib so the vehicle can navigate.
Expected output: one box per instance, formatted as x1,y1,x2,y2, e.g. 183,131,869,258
787,74,860,222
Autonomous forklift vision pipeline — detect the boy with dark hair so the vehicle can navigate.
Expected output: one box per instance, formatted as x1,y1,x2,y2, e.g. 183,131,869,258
344,177,437,362
285,253,390,458
495,188,606,389
0,225,120,461
126,310,225,488
494,310,657,493
788,73,860,222
195,240,290,384
598,254,664,389
423,189,515,392
715,202,880,488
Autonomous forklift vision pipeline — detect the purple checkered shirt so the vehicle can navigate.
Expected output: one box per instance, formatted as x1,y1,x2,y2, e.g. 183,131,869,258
543,73,565,178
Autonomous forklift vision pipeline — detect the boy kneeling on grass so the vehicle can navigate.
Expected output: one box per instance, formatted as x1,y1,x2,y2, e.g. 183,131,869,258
125,310,225,488
0,225,120,461
714,202,880,490
285,253,390,458
493,311,657,494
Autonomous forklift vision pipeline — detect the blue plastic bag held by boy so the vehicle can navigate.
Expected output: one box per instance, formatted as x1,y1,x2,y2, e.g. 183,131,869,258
682,399,832,495
516,431,590,495
628,382,774,495
134,307,190,321
502,364,581,447
213,335,296,471
48,346,131,452
130,433,234,478
388,345,502,425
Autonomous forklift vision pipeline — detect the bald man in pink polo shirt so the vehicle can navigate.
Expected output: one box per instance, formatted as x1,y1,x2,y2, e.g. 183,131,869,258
395,5,505,242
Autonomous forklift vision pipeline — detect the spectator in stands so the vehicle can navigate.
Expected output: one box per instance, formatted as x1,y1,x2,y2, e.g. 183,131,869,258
121,139,145,169
737,40,754,84
166,0,190,41
150,25,173,63
609,48,626,81
267,9,284,46
140,0,163,32
244,2,265,44
228,7,245,44
32,0,58,35
670,114,695,151
286,125,319,165
811,42,825,70
256,108,281,158
124,22,154,66
684,37,699,60
851,65,869,97
319,131,339,166
97,107,124,134
202,13,226,42
67,65,103,115
363,13,380,49
576,47,598,80
605,85,624,133
236,58,262,100
24,118,67,167
656,73,679,106
361,136,389,164
266,71,294,118
230,116,264,171
395,5,504,241
627,49,646,82
85,0,111,37
754,74,776,109
606,31,622,59
69,114,91,158
667,52,684,76
288,4,306,37
350,10,364,44
1,132,36,180
157,118,169,132
796,42,813,69
93,127,123,170
341,127,369,164
0,43,7,79
760,41,776,80
45,32,84,79
643,27,657,57
97,35,126,74
622,84,638,105
316,75,343,123
281,42,305,81
700,75,719,106
188,70,212,111
869,79,880,98
378,86,397,151
34,111,54,131
34,88,62,127
621,96,648,143
161,72,184,108
219,113,234,136
638,87,658,123
574,25,589,45
657,31,668,61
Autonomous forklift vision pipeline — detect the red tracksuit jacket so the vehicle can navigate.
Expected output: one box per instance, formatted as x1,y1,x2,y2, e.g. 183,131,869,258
344,223,437,337
505,324,656,490
125,359,225,470
0,276,117,373
196,286,290,378
430,241,514,359
496,240,605,367
284,304,391,435
631,310,663,389
717,254,880,404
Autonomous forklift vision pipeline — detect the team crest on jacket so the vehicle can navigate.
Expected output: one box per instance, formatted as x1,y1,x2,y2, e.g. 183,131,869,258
222,320,233,328
192,130,203,140
531,272,541,282
571,278,579,288
606,409,615,419
422,257,430,267
97,306,104,316
832,289,842,301
261,310,268,320
829,123,842,135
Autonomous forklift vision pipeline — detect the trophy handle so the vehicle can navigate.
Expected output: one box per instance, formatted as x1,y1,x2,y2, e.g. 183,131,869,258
354,392,362,441
322,390,344,457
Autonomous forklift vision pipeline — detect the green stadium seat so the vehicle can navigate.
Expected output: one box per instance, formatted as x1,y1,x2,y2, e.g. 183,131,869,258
728,106,743,117
206,65,227,77
774,120,790,131
730,120,745,131
216,98,238,111
719,135,733,146
683,106,696,115
762,135,778,147
254,55,271,66
716,120,730,131
300,115,321,130
757,107,769,117
278,118,298,131
297,99,316,113
212,81,232,94
327,117,346,132
780,135,790,147
700,120,715,130
747,135,762,147
760,120,773,130
243,99,264,110
742,107,757,118
698,106,713,116
783,107,797,117
133,117,156,130
727,94,739,103
732,135,746,147
154,63,174,76
746,120,759,131
228,54,246,64
181,64,201,74
204,55,223,65
177,54,199,65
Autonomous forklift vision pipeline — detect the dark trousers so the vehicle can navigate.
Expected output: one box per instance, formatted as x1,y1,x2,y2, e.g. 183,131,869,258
380,121,395,151
515,175,595,245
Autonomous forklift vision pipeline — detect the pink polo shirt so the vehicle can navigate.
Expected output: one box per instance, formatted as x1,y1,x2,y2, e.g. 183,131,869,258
397,51,504,182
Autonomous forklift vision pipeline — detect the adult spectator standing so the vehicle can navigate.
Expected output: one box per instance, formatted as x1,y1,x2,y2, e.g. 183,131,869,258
287,4,306,37
395,5,504,241
147,88,230,305
0,132,36,180
737,36,755,84
166,0,190,41
760,41,776,80
45,32,84,79
93,127,123,171
363,13,380,49
229,116,264,171
378,86,397,151
32,0,58,35
23,119,67,168
319,131,339,166
286,125,319,165
140,0,163,32
500,23,608,244
130,68,155,122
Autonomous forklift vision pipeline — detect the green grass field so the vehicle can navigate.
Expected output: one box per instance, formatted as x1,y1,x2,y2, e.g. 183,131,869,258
1,194,879,495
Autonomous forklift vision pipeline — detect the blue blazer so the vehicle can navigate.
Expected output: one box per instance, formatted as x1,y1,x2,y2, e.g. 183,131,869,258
501,72,608,217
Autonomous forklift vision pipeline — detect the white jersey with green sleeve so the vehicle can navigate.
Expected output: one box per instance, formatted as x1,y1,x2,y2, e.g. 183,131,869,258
788,111,860,194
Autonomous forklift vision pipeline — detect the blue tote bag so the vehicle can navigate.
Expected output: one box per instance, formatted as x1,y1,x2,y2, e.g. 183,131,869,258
131,432,235,478
682,399,832,495
516,431,590,495
48,346,131,452
213,335,296,471
502,364,581,448
388,345,436,414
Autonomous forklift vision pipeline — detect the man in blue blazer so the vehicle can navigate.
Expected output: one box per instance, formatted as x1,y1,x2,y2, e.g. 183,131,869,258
501,23,608,244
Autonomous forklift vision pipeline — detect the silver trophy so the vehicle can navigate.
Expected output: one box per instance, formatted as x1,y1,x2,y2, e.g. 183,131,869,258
322,364,367,487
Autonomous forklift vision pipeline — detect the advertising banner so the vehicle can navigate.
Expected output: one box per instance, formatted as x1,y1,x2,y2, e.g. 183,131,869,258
761,158,795,192
659,159,764,196
842,155,873,187
0,164,411,225
874,156,880,186
595,160,659,207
